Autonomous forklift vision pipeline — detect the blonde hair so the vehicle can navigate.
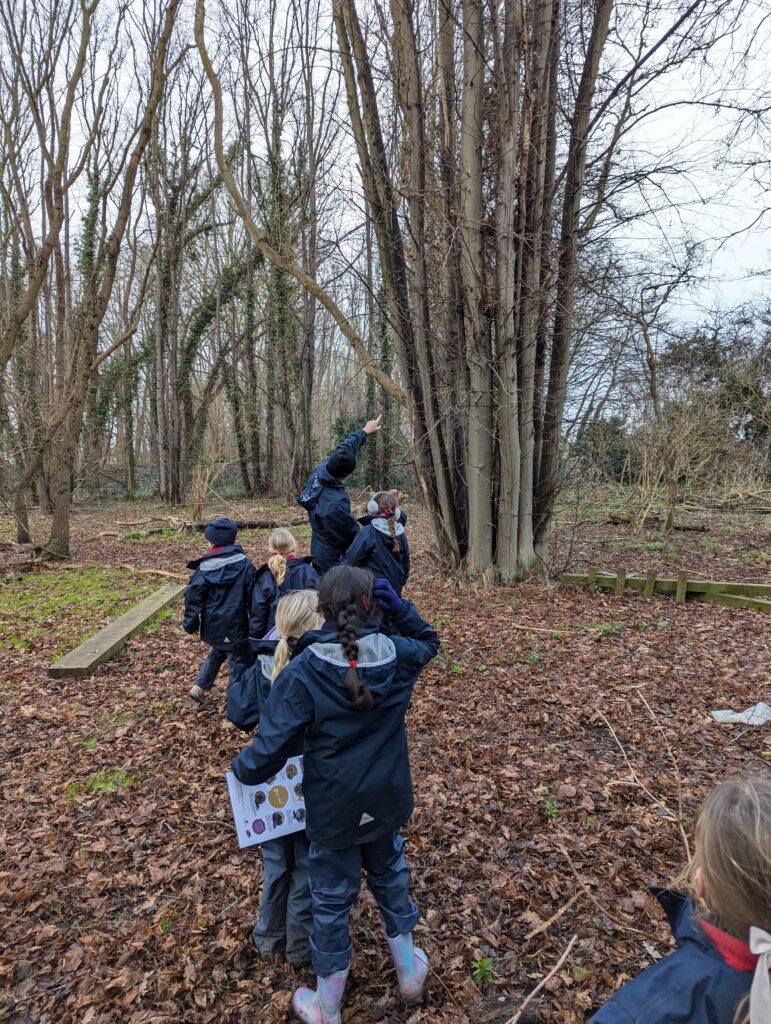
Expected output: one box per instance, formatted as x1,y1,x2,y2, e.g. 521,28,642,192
272,590,322,681
372,491,400,553
694,776,771,941
267,528,296,586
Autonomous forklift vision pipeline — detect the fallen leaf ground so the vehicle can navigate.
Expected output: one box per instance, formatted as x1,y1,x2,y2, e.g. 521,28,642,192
1,493,770,1024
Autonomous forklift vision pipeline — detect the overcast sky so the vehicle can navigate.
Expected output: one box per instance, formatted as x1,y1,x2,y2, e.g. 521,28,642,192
613,2,770,322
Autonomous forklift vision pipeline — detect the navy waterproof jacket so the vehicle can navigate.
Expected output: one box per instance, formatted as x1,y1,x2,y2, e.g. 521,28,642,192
343,519,410,595
249,556,319,638
298,430,368,574
227,640,277,732
182,544,256,650
588,888,754,1024
231,602,439,848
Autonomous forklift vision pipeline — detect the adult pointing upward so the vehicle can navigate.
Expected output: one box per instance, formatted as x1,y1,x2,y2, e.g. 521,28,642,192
298,415,383,575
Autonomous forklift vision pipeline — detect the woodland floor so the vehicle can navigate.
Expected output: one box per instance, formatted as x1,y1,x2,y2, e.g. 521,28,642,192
1,490,770,1024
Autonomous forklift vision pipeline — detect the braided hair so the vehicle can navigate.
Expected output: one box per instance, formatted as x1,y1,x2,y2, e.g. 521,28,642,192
318,565,375,711
372,491,400,553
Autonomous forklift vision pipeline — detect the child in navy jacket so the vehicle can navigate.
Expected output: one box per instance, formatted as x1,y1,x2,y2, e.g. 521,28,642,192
182,517,256,705
344,491,410,595
231,565,439,1024
250,528,319,639
589,776,771,1024
298,416,382,575
228,590,322,967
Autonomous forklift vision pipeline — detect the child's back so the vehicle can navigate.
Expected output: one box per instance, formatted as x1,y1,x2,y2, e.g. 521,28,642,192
251,529,319,638
344,492,409,595
183,518,256,702
232,567,438,1023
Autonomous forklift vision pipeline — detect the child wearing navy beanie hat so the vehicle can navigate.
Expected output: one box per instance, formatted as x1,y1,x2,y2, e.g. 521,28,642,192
182,516,256,705
204,516,238,547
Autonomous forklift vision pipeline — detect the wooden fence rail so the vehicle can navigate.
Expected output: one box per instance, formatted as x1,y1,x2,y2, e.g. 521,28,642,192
561,571,771,614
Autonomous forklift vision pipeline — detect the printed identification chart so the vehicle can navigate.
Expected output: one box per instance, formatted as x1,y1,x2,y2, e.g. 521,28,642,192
226,756,306,848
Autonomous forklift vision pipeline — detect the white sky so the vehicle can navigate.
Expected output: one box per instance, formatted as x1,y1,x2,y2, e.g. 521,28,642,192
608,2,771,322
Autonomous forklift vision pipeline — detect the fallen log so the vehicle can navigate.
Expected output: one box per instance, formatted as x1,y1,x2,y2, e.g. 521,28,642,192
185,517,307,532
605,513,708,532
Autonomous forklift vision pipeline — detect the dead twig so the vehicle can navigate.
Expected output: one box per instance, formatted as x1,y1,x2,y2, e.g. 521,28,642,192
523,892,581,942
557,842,660,941
118,565,187,581
596,709,689,859
504,934,577,1024
635,691,691,863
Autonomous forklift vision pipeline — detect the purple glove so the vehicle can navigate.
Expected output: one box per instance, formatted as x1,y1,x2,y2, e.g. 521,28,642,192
373,577,404,616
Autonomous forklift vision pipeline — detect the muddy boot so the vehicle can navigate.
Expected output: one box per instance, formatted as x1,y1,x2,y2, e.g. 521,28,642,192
292,968,348,1024
388,933,429,1005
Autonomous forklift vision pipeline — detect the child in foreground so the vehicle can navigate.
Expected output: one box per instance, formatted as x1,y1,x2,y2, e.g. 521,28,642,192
250,528,319,639
182,517,256,704
228,590,322,967
231,565,439,1024
298,416,382,575
589,775,771,1024
344,491,409,595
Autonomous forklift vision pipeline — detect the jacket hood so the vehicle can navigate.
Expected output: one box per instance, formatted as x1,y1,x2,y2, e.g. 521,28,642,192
371,517,405,538
298,470,322,509
652,888,716,956
186,545,248,581
258,652,276,681
293,623,396,703
308,632,398,701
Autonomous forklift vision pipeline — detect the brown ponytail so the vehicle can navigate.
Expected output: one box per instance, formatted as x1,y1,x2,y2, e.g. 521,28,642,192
318,565,376,711
372,490,400,553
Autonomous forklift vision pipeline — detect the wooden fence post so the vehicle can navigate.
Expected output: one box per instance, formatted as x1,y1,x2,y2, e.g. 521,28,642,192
676,571,688,604
644,569,656,600
587,567,597,595
614,570,626,597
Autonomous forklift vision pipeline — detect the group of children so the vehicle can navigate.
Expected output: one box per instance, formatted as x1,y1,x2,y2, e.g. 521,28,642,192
182,419,771,1024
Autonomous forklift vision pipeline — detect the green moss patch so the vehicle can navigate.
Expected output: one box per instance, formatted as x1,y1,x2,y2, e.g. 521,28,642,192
0,567,156,656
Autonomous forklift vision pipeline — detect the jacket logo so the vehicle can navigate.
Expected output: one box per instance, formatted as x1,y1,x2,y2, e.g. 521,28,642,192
359,813,374,825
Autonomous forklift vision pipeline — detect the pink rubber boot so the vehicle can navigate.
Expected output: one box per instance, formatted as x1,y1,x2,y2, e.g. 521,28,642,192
292,968,348,1024
387,933,429,1005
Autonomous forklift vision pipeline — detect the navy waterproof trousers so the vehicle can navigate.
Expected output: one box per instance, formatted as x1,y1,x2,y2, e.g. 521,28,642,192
308,832,419,976
194,643,251,692
253,832,312,966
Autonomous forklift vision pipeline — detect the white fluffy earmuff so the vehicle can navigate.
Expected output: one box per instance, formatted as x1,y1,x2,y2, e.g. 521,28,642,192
367,499,379,515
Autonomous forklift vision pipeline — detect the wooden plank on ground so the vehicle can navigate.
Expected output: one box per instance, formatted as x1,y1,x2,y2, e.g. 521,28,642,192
691,592,771,614
49,582,185,678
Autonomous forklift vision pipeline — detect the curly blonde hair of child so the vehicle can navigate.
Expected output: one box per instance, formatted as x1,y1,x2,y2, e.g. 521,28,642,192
267,528,296,587
272,589,322,681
